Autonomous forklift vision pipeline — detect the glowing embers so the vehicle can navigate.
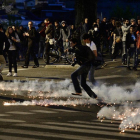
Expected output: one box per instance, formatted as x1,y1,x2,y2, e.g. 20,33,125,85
97,102,140,133
3,98,97,107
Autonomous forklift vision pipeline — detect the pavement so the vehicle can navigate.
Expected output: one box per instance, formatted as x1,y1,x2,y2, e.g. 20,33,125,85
0,57,140,140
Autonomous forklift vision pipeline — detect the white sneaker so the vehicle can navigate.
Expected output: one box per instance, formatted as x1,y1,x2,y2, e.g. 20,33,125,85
13,73,17,77
7,72,12,76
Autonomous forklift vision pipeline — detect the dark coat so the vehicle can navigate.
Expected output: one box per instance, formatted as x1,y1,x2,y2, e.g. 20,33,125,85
37,26,45,41
26,27,36,48
69,45,95,66
45,23,54,41
126,32,137,49
0,32,10,55
54,26,60,40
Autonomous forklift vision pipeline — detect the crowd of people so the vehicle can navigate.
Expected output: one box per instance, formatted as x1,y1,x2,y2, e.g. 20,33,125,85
0,19,138,74
0,16,140,98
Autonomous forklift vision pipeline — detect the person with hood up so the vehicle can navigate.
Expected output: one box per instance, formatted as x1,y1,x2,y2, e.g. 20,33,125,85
58,21,71,56
121,19,131,65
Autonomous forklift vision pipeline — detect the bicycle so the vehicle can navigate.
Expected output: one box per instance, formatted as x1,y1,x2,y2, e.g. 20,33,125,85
43,41,75,64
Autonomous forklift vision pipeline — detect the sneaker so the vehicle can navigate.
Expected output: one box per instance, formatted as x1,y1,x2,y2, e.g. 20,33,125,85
6,72,12,76
13,73,17,77
22,65,28,68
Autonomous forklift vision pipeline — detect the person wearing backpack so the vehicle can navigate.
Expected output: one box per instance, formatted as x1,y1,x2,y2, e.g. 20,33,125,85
22,21,39,68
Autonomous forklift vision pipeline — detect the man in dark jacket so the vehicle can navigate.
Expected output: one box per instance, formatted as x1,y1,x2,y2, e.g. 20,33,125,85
65,38,97,99
44,18,54,64
0,24,10,80
37,22,45,59
22,21,39,68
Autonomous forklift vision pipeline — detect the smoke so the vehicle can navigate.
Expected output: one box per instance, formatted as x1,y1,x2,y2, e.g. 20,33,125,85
1,79,140,102
2,79,140,132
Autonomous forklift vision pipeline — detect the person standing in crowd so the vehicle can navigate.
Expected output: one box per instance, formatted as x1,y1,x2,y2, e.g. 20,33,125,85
88,24,100,51
136,19,140,63
22,21,39,68
131,18,137,32
58,21,71,56
37,22,45,59
5,26,20,77
99,17,109,53
0,24,10,80
126,25,137,70
54,20,61,57
54,20,60,41
80,18,89,45
65,38,97,99
112,21,122,61
136,19,140,49
108,18,116,54
82,33,97,84
121,19,131,65
44,18,54,65
70,24,76,39
96,18,100,28
12,25,20,62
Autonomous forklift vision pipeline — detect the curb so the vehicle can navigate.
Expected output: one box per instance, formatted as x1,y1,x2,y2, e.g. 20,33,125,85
44,65,79,69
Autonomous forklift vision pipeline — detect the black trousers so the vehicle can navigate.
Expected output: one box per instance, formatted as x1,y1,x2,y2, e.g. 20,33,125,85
45,42,51,64
8,50,17,73
71,64,96,97
25,46,39,66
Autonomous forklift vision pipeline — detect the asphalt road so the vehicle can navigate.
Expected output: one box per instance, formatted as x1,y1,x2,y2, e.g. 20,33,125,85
0,58,140,140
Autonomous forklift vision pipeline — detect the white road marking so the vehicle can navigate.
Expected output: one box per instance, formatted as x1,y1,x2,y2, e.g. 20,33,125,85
92,120,121,124
68,121,119,127
15,123,140,139
0,118,25,123
0,128,115,140
6,111,35,115
43,121,120,131
52,109,79,112
0,135,39,140
0,114,11,117
30,110,57,113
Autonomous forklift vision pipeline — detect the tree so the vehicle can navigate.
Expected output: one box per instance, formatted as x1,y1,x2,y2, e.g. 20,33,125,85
75,0,98,27
111,4,134,20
